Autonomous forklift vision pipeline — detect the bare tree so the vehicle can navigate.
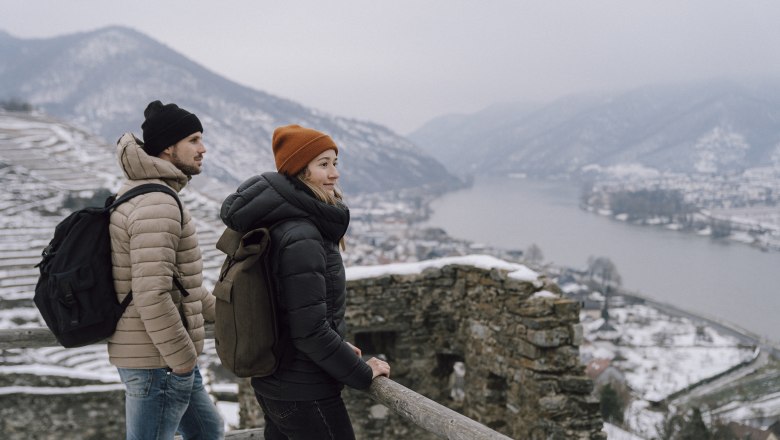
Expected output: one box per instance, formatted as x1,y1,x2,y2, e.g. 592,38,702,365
587,256,622,327
586,256,622,291
524,243,544,265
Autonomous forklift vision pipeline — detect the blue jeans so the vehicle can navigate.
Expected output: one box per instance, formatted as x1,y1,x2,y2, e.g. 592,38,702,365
256,393,356,440
117,366,224,440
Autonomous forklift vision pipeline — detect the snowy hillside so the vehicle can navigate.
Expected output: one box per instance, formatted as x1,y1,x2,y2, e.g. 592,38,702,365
0,110,227,306
0,111,236,427
0,27,461,194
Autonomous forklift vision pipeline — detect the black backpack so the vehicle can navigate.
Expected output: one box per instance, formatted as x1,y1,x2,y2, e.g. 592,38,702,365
213,225,280,377
34,184,184,348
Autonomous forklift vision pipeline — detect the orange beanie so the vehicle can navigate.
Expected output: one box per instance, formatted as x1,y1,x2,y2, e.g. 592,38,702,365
272,124,338,176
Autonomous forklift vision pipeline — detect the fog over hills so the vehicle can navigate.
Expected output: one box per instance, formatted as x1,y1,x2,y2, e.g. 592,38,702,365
410,80,780,178
0,27,460,194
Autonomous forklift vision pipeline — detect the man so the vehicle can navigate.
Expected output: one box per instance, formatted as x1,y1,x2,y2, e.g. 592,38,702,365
109,100,224,439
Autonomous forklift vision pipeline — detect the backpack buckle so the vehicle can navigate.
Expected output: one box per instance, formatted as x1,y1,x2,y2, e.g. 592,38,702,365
59,284,76,307
36,244,55,268
59,284,79,326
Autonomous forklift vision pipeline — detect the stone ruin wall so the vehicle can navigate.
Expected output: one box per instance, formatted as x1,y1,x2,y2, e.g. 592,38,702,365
0,263,604,439
240,263,605,439
0,376,125,440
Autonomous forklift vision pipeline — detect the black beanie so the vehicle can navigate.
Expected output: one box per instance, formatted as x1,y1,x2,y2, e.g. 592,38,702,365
141,100,204,157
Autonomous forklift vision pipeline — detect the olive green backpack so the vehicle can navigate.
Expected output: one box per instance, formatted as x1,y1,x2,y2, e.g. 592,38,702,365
214,226,279,377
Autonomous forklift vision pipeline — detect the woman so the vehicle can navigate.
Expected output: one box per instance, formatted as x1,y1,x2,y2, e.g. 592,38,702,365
220,124,390,439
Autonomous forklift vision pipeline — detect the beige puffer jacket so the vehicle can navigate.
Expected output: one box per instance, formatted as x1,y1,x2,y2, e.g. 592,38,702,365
108,133,215,369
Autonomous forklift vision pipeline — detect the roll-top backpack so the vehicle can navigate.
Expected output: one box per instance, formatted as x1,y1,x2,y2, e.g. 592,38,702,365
214,226,280,378
34,184,184,348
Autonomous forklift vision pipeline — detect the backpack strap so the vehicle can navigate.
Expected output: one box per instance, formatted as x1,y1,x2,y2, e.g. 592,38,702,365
109,184,187,326
171,277,190,330
108,183,184,226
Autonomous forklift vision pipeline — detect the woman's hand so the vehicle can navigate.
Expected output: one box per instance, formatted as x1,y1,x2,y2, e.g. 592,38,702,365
346,341,362,358
366,357,390,379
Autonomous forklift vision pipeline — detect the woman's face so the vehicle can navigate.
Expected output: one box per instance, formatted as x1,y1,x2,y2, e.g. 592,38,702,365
304,149,339,196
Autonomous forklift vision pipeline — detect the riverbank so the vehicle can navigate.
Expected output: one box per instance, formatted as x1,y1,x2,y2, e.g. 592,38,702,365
582,204,780,253
424,175,780,343
581,168,780,253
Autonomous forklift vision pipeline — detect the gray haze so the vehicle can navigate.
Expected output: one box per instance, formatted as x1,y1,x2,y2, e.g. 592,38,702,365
3,1,780,134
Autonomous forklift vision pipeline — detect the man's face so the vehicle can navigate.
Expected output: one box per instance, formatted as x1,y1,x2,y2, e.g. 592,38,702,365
165,132,206,176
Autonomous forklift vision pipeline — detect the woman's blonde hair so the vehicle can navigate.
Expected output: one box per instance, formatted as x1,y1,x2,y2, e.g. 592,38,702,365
297,170,346,250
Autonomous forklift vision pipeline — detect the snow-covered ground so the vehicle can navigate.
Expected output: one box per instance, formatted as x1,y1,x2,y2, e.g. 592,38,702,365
579,301,759,438
347,254,539,282
603,422,647,440
583,165,780,251
711,391,780,427
582,303,756,402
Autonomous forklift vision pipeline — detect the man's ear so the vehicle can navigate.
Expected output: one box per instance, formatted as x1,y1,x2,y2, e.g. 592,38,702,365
159,145,175,158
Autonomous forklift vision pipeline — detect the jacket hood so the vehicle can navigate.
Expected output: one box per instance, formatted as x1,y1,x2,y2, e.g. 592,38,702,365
116,133,190,192
220,172,349,243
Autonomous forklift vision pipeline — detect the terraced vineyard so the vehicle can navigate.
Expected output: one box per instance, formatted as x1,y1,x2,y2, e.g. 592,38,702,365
0,112,234,421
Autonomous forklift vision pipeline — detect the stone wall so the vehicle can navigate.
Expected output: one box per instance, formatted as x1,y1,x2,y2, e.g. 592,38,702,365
240,263,605,439
0,262,603,439
0,390,125,439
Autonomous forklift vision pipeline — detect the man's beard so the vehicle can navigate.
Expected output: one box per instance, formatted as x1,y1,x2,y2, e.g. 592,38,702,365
171,151,202,176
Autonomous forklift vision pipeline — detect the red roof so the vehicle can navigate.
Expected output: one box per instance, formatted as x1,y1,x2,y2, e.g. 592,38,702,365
585,358,611,379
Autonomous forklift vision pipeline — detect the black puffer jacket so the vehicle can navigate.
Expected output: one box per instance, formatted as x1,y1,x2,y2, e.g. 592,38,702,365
220,172,372,400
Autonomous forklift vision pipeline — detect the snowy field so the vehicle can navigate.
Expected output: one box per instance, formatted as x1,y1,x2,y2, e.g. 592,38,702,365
580,302,758,437
582,303,756,401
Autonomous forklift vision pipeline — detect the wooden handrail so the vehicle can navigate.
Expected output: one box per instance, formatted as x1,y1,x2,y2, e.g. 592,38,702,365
0,325,219,350
366,376,512,440
0,327,59,349
0,326,514,439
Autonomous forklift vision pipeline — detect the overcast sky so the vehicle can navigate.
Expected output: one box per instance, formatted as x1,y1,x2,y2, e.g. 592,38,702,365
3,1,780,134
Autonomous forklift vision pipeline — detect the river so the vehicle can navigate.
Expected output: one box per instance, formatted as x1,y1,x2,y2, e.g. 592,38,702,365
426,175,780,343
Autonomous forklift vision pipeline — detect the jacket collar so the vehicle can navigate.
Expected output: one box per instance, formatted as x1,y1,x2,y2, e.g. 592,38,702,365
264,172,349,242
116,133,189,192
221,172,349,243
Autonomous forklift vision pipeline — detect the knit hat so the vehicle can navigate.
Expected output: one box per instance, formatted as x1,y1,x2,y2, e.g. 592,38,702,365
272,124,338,176
141,100,203,157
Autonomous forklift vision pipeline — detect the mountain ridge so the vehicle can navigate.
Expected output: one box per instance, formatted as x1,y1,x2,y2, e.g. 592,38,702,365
0,26,461,194
410,79,780,177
